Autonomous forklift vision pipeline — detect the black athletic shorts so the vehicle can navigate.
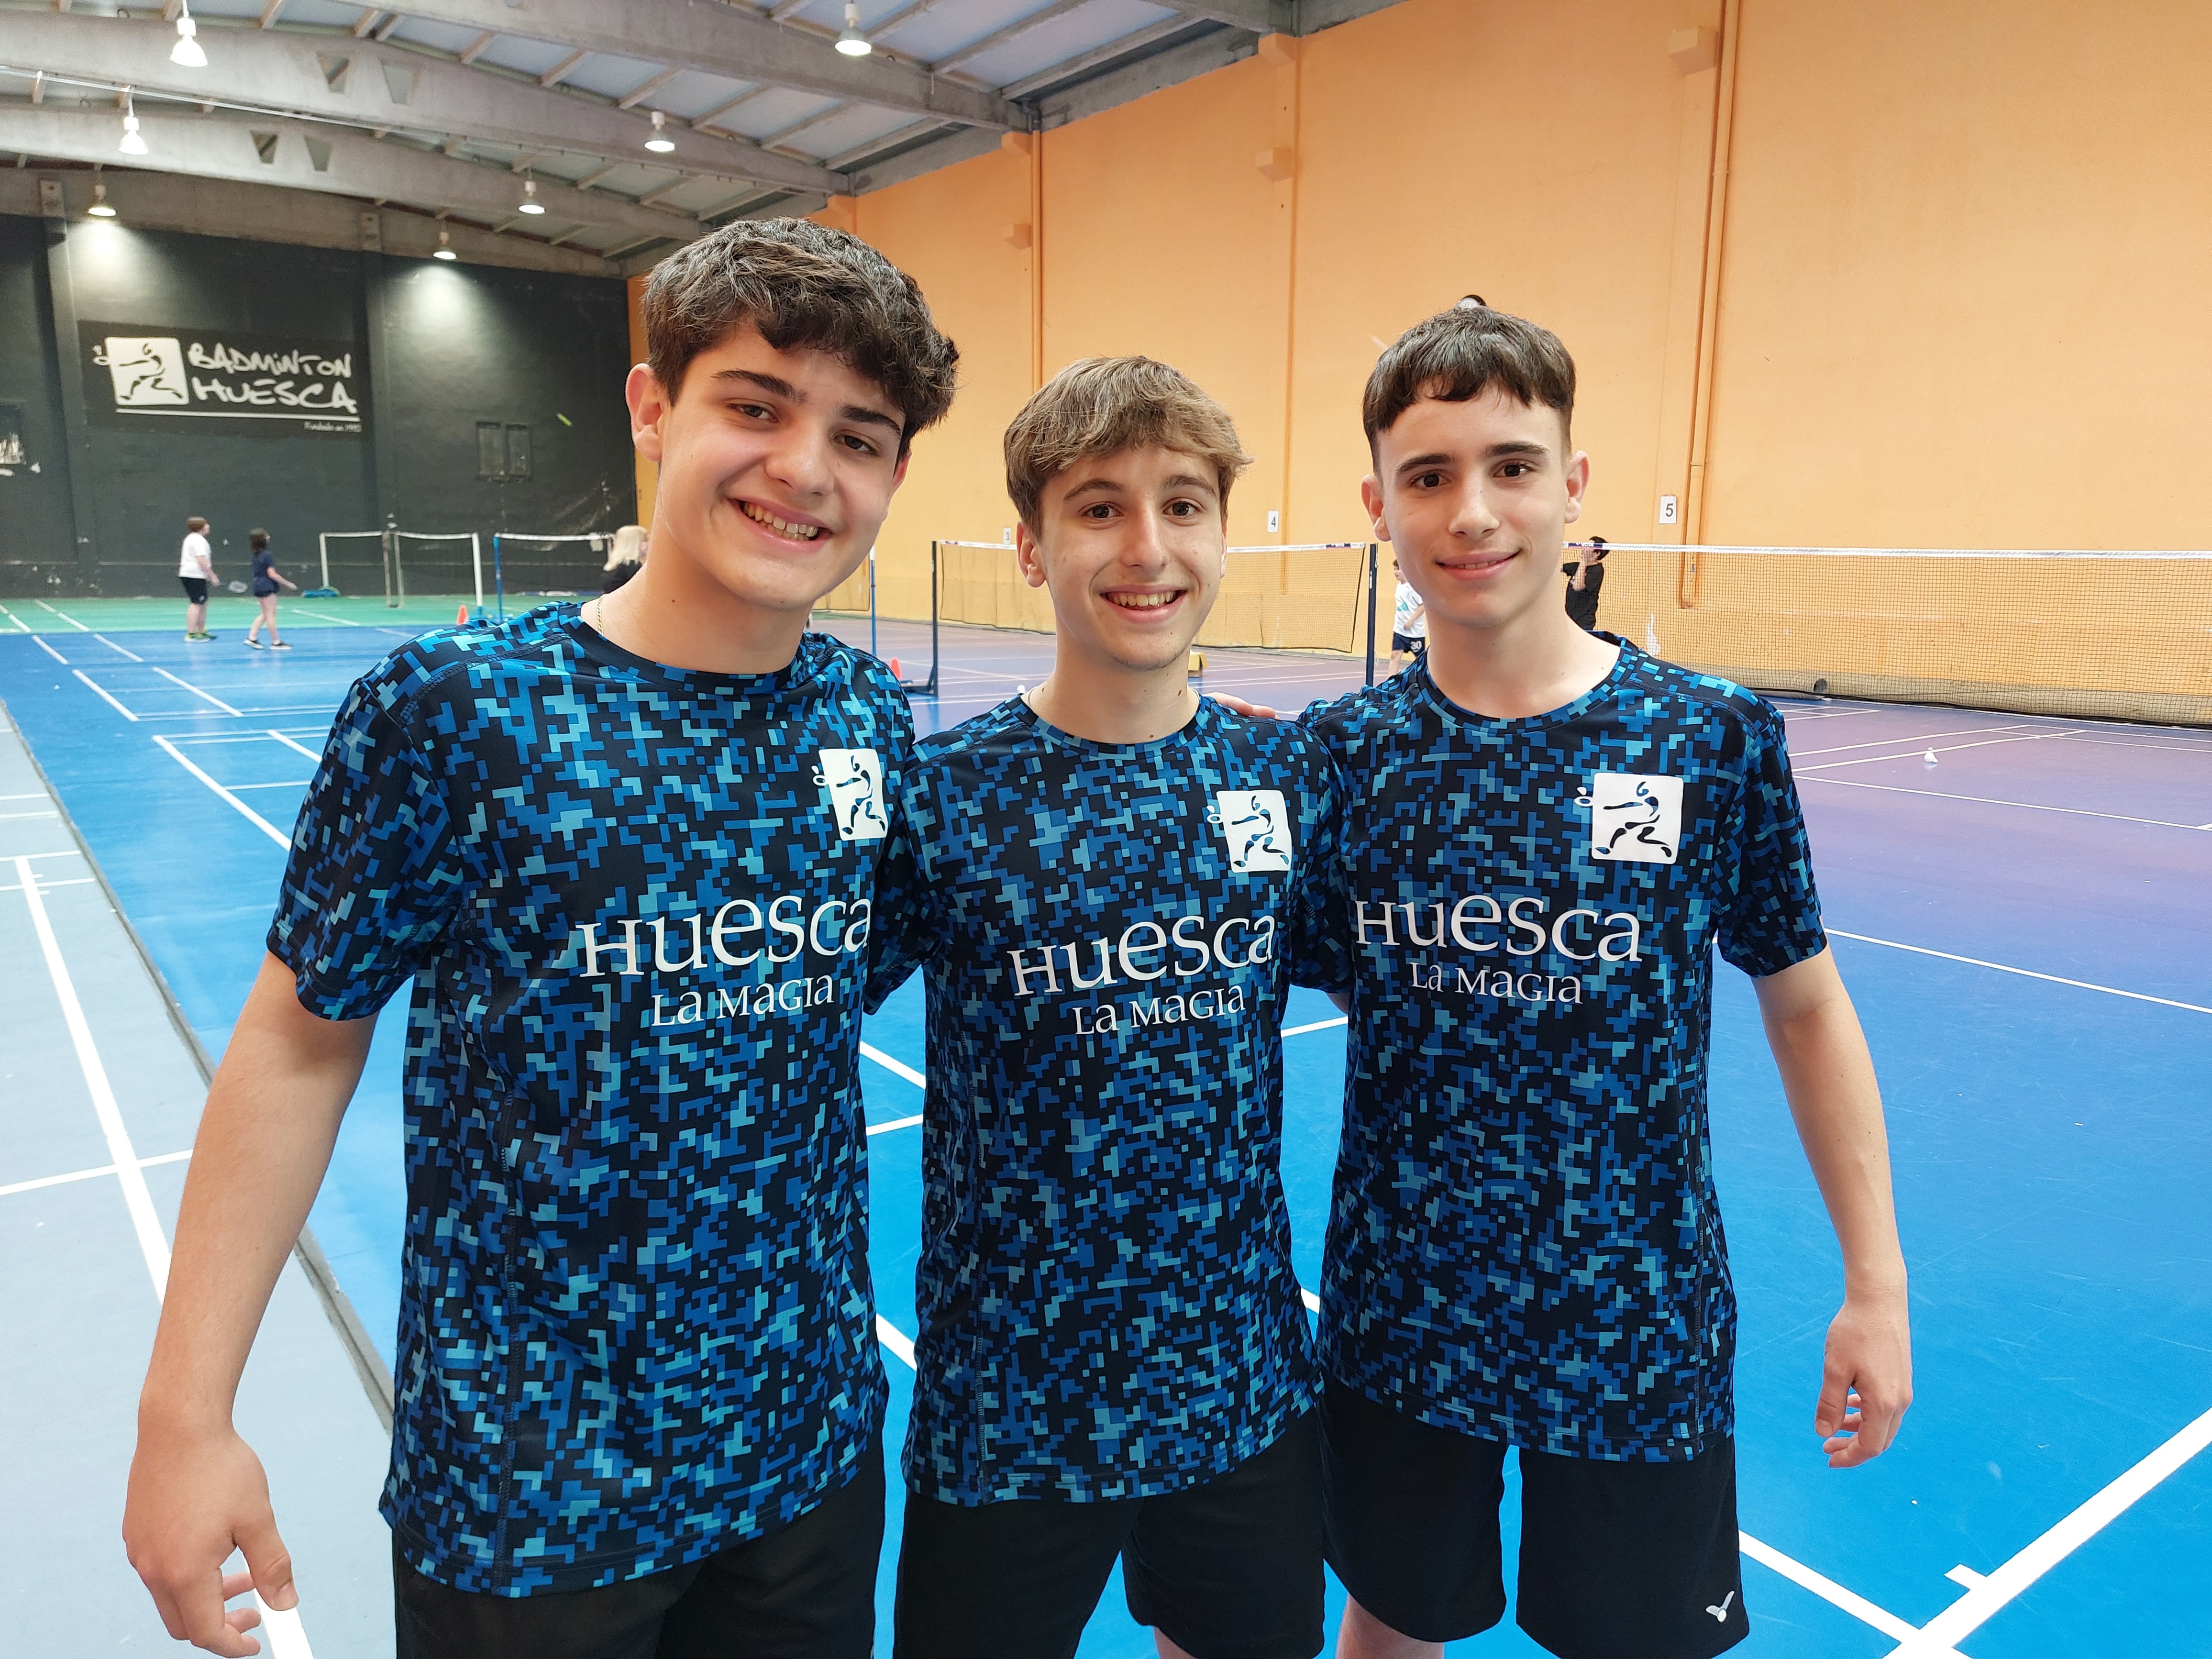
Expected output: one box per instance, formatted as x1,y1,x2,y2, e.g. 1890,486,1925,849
393,1438,884,1659
895,1409,1323,1659
1391,632,1426,655
179,577,209,604
1320,1378,1747,1659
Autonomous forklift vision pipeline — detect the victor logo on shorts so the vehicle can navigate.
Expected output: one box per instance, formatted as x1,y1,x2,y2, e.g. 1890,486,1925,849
1579,773,1683,864
813,749,887,841
1207,790,1292,872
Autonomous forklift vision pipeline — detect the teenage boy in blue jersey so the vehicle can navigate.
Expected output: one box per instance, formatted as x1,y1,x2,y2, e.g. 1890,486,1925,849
868,357,1349,1659
123,219,957,1659
1306,306,1913,1659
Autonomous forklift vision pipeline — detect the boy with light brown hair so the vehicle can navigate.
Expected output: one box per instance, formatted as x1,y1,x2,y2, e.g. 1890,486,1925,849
867,356,1350,1659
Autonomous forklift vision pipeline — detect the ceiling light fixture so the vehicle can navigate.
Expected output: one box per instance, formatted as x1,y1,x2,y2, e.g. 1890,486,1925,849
835,1,872,57
119,91,149,155
518,176,544,214
87,182,117,218
434,228,456,260
645,109,675,153
170,1,208,68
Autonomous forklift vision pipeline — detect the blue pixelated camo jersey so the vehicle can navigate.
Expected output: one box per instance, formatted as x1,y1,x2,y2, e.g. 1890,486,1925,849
269,604,906,1593
867,697,1350,1504
1303,639,1826,1461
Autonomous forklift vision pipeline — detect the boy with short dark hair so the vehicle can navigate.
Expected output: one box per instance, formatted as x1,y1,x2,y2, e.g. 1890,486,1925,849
124,217,956,1659
1307,306,1912,1659
869,356,1347,1659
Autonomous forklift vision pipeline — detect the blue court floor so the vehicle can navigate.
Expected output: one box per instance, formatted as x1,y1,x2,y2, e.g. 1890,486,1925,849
0,599,2205,1659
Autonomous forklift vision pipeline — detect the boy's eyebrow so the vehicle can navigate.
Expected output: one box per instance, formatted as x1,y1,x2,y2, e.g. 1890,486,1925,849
1394,440,1551,476
1061,475,1126,500
709,367,903,433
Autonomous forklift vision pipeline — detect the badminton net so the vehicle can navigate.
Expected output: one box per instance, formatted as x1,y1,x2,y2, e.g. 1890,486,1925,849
1574,541,2212,725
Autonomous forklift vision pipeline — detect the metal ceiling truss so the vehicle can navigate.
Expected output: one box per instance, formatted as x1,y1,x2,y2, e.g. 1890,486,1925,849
2,0,1405,264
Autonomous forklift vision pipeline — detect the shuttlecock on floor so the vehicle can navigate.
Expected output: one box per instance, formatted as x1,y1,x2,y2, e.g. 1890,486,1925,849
1924,748,1939,765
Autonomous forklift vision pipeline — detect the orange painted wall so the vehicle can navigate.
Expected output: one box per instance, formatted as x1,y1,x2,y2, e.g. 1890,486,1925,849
619,0,2207,707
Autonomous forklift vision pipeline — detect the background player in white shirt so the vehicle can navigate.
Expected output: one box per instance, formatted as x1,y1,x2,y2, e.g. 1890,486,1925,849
177,516,217,640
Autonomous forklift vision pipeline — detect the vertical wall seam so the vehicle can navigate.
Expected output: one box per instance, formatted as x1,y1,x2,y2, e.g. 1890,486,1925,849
1279,43,1304,551
40,207,102,593
1681,0,1744,596
1030,131,1045,391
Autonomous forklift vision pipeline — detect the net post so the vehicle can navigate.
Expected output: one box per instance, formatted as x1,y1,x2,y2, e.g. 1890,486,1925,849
383,515,398,608
1364,542,1379,686
318,532,331,592
492,534,505,619
471,534,484,614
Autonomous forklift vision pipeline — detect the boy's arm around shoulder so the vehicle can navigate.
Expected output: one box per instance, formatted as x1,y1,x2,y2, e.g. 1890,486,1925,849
124,954,376,1656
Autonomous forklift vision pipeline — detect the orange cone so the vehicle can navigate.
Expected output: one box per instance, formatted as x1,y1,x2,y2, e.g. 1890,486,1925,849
890,655,902,679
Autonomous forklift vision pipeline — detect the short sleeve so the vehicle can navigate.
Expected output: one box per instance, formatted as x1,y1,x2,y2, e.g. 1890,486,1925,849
1287,747,1352,992
1716,703,1827,978
862,771,944,1013
266,677,465,1019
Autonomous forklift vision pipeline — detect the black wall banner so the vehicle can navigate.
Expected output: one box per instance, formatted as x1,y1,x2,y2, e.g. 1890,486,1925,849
80,322,367,438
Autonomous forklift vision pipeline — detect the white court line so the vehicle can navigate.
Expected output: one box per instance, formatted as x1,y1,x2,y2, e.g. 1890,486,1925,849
1301,1288,1320,1312
37,601,90,631
265,729,324,760
1829,929,2212,1015
1742,1534,1926,1646
151,664,243,717
32,634,67,664
1795,731,2080,772
93,633,145,662
0,792,50,799
151,735,292,848
1284,1016,1348,1038
0,1149,191,1200
867,1113,923,1137
875,1316,916,1368
14,855,172,1296
0,876,93,893
1803,775,2210,832
1885,1402,2212,1658
72,669,140,721
0,603,29,631
290,608,361,627
0,809,59,820
226,780,317,791
859,1041,924,1088
2051,732,2212,755
1791,722,2034,757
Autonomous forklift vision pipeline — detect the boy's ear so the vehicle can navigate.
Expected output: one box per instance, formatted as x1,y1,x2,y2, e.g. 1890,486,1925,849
626,363,670,465
1012,519,1048,590
1561,450,1590,525
1360,474,1391,542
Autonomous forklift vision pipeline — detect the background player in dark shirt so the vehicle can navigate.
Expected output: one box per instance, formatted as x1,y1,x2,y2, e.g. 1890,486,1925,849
124,220,957,1659
871,358,1347,1659
1561,533,1605,630
1314,305,1911,1659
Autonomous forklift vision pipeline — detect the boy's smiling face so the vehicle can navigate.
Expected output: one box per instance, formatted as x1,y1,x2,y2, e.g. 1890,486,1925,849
1363,385,1589,637
628,322,909,618
1017,445,1227,676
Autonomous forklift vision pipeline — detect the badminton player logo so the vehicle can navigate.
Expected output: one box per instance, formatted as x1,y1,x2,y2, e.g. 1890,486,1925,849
1579,772,1684,864
99,336,190,408
1207,790,1293,873
812,749,887,842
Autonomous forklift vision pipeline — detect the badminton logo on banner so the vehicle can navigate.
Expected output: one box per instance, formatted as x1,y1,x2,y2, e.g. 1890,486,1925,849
79,321,366,438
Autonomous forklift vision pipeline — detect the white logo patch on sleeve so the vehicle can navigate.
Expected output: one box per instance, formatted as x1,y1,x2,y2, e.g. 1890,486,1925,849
1581,772,1684,864
812,748,887,841
1207,790,1293,873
